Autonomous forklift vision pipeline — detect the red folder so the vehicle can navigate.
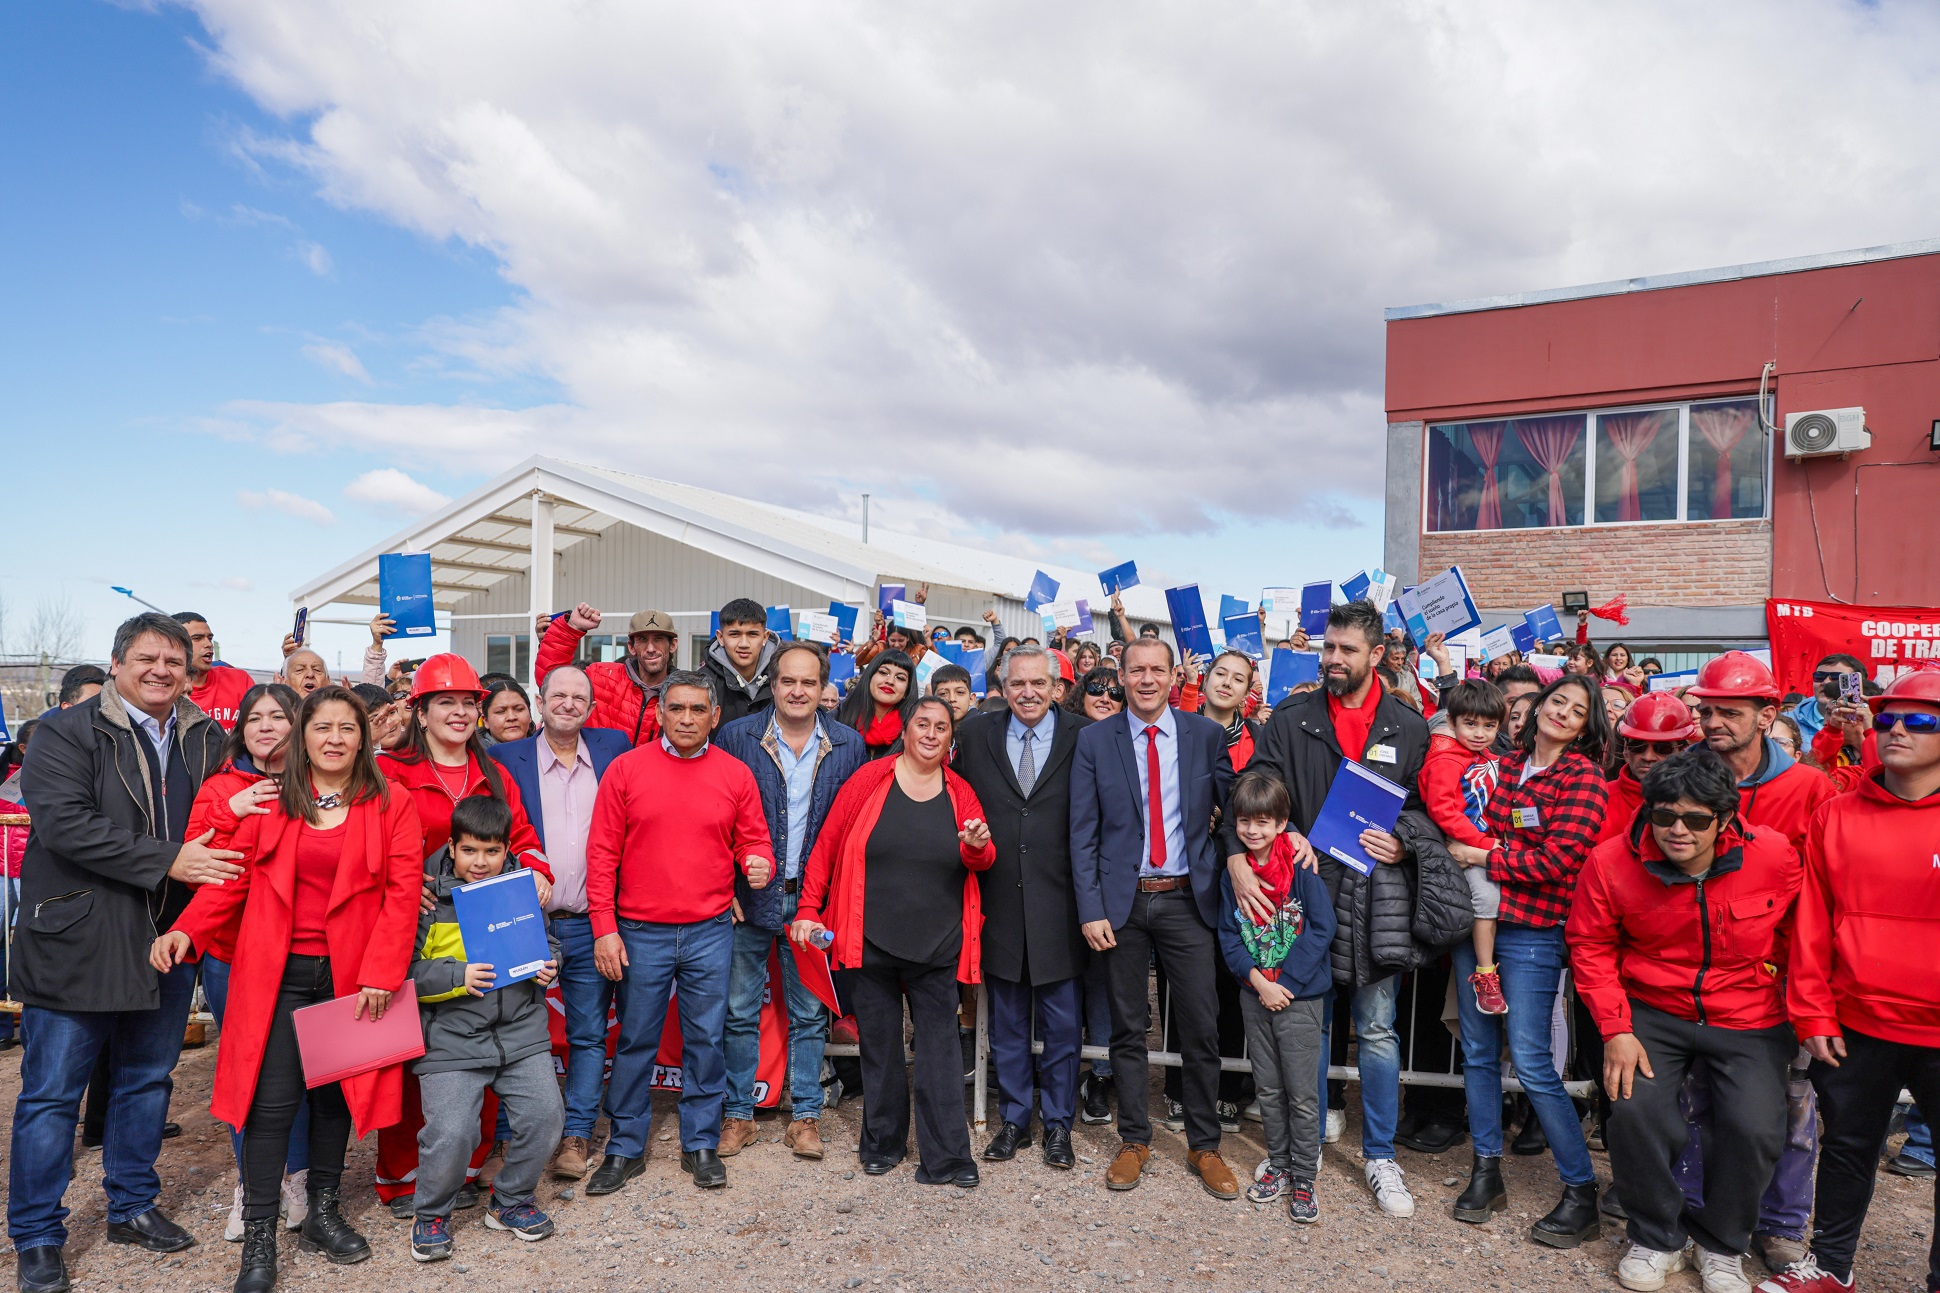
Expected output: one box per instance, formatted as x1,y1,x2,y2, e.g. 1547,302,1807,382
291,981,425,1088
788,941,843,1015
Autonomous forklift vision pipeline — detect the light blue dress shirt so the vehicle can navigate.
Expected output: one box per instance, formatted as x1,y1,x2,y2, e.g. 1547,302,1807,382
773,715,825,879
1005,708,1056,787
1127,707,1186,876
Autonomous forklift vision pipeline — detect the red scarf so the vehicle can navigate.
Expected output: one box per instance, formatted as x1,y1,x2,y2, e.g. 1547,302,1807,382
863,707,904,749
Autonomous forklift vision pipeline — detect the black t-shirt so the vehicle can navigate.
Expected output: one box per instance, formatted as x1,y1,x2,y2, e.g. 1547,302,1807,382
863,777,964,967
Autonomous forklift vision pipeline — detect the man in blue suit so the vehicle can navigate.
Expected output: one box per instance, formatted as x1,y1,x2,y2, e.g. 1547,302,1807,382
1071,637,1237,1200
488,663,631,1180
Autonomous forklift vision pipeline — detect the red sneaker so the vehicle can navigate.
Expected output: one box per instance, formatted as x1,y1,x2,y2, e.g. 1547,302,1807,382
1755,1259,1853,1293
1469,968,1508,1015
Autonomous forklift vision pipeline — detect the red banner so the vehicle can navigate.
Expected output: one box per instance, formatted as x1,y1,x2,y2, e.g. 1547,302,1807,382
1766,598,1940,694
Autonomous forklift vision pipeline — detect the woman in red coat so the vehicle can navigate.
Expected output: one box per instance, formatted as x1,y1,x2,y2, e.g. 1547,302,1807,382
792,696,994,1186
154,685,423,1292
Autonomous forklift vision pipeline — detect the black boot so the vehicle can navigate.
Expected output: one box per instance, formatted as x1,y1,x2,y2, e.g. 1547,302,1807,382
1531,1181,1601,1248
234,1218,277,1293
1510,1108,1548,1155
1451,1154,1507,1223
297,1185,371,1265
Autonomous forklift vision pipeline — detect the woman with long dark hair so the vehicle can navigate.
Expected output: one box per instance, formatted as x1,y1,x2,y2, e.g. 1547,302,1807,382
835,649,917,759
1443,674,1610,1247
481,677,534,745
792,698,994,1185
154,686,425,1292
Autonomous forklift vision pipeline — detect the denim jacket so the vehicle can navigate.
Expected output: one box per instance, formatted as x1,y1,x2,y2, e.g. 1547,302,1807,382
716,710,867,931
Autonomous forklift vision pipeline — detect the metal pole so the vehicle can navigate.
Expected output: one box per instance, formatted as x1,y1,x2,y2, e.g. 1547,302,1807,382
527,491,555,692
860,493,870,545
972,985,990,1131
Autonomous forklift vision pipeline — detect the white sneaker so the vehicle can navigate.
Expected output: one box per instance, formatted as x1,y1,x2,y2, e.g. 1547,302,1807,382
280,1169,309,1231
1325,1108,1345,1144
1696,1248,1753,1293
1617,1242,1691,1291
224,1183,246,1242
1364,1158,1415,1218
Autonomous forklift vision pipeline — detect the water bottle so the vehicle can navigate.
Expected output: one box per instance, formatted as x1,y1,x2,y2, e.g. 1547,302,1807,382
810,928,835,949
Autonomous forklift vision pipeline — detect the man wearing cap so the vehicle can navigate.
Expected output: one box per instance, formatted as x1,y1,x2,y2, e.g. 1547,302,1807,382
1760,669,1940,1293
536,603,680,747
1596,693,1702,845
1686,650,1839,1273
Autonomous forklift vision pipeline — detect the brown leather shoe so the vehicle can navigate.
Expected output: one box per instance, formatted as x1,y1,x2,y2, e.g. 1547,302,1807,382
1188,1149,1239,1200
717,1118,758,1157
552,1135,591,1180
1105,1142,1151,1191
784,1118,824,1160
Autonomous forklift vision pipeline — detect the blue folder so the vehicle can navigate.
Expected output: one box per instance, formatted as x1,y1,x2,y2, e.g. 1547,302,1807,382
1266,649,1320,705
1306,760,1409,878
829,652,858,688
1300,581,1334,635
1163,585,1215,659
828,603,860,642
877,585,905,616
1026,570,1060,611
1219,594,1250,623
765,606,793,640
1524,603,1564,645
378,553,438,638
1221,612,1263,659
1098,561,1140,596
1341,570,1372,604
448,870,550,990
1511,622,1536,654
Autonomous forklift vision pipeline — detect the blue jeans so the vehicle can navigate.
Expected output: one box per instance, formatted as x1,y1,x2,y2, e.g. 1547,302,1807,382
200,955,309,1174
605,913,734,1157
1906,1104,1935,1168
553,913,620,1138
1453,925,1595,1185
8,962,196,1251
1081,957,1113,1079
1320,975,1401,1160
723,919,829,1122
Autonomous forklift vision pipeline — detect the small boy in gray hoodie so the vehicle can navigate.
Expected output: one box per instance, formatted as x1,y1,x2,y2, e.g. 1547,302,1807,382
409,795,563,1262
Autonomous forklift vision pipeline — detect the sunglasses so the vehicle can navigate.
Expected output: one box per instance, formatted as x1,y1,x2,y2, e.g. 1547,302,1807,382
1875,711,1940,734
1812,669,1854,683
1649,807,1719,832
1085,682,1126,701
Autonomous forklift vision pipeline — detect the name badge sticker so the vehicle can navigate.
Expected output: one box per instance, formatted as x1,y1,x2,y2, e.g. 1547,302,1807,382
1367,744,1398,765
1511,806,1541,830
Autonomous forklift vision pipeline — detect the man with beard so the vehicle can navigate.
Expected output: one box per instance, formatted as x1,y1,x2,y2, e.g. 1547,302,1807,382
536,604,680,746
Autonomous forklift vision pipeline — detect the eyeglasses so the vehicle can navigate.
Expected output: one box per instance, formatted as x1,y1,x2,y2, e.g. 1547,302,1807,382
1649,807,1719,832
1084,682,1126,701
1874,711,1940,733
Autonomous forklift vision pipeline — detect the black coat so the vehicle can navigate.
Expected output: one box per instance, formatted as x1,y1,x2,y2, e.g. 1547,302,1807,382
14,690,224,1012
953,707,1092,986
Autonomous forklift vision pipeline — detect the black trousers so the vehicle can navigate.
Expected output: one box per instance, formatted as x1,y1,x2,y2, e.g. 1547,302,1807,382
240,955,353,1222
852,947,973,1181
1808,1027,1940,1284
1604,1001,1793,1256
1103,888,1220,1152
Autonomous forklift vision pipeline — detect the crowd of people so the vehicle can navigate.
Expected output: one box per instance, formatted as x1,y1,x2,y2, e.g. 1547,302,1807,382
1,590,1934,1293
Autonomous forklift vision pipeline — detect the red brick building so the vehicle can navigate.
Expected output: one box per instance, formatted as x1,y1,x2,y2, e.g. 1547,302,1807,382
1382,238,1940,656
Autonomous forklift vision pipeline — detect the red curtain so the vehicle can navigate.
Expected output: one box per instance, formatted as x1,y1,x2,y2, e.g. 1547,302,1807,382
1468,423,1504,530
1691,404,1752,519
1600,410,1669,522
1515,416,1582,527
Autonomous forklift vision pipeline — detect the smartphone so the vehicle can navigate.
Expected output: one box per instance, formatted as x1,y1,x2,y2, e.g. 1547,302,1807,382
1838,670,1865,706
291,606,309,645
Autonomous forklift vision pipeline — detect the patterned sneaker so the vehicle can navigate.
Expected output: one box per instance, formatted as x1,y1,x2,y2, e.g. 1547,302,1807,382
1470,968,1509,1015
485,1201,556,1242
1247,1165,1290,1203
410,1216,454,1263
1754,1259,1852,1293
1216,1101,1242,1133
1160,1098,1187,1132
1286,1177,1319,1225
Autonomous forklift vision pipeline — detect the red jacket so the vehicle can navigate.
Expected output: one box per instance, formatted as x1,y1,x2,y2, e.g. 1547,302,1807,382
171,792,425,1136
1483,749,1610,928
1739,750,1837,857
1810,724,1879,794
183,762,274,962
1791,773,1940,1048
190,665,257,730
796,758,995,984
584,741,773,934
1569,819,1800,1038
534,620,662,746
1419,733,1498,851
1595,767,1647,846
376,751,550,879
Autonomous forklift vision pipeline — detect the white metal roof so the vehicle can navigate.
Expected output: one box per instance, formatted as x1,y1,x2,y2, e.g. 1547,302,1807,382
1385,236,1940,322
290,456,1172,624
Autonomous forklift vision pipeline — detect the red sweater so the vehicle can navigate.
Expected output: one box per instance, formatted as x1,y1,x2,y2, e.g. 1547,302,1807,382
377,751,550,879
1569,821,1800,1038
1419,733,1498,851
1791,773,1940,1048
584,742,773,935
190,665,256,730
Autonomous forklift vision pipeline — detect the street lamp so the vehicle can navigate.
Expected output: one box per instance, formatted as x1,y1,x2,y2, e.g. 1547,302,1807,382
110,585,166,613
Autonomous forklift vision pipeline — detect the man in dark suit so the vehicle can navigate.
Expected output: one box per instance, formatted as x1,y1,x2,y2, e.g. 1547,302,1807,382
488,663,631,1180
952,645,1091,1170
1071,637,1237,1199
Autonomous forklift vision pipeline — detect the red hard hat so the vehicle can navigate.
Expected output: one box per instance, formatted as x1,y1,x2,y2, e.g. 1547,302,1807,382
1616,691,1702,742
408,652,488,703
1683,650,1782,702
1869,666,1940,713
1050,648,1075,683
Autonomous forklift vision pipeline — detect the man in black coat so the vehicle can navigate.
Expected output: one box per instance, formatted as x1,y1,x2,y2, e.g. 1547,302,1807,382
952,645,1091,1170
8,613,242,1291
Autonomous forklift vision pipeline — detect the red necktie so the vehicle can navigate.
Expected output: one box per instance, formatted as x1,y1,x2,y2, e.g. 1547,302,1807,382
1144,724,1167,868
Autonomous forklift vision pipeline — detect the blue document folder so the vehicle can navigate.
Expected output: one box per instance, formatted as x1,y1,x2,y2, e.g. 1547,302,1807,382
877,585,905,616
1163,585,1215,659
1524,603,1564,644
1300,582,1334,635
448,870,549,990
1218,594,1249,623
765,606,793,640
1510,622,1536,654
1341,570,1372,604
1306,760,1408,877
1098,561,1140,596
829,652,858,688
828,603,860,642
1026,570,1060,611
1267,649,1320,705
378,553,437,638
1221,612,1263,659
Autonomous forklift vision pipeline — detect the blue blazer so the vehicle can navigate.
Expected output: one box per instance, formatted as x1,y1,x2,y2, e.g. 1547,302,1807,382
487,729,632,851
1070,707,1234,932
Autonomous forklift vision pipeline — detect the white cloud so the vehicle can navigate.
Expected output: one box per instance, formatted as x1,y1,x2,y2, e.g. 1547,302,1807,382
343,467,453,515
301,340,371,383
235,487,336,525
181,0,1940,539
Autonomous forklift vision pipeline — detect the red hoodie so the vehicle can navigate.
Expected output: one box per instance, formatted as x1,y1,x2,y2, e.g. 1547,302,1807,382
1791,772,1940,1048
1595,767,1646,846
1739,753,1837,858
1569,819,1800,1038
1419,733,1498,851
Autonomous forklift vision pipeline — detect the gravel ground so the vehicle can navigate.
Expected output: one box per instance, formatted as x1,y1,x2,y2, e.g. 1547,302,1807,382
2,1041,1934,1293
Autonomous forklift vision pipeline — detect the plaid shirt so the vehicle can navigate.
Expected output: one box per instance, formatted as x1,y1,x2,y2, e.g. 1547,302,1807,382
1483,749,1609,928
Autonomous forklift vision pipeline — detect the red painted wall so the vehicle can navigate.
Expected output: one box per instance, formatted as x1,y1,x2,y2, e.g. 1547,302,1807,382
1386,251,1940,607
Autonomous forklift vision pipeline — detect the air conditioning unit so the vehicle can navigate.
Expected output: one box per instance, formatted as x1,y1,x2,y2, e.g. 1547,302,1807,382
1784,406,1870,458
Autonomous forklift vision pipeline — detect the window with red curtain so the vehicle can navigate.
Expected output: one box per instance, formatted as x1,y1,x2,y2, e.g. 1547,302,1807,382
1687,399,1764,520
1594,408,1679,523
1426,414,1584,531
